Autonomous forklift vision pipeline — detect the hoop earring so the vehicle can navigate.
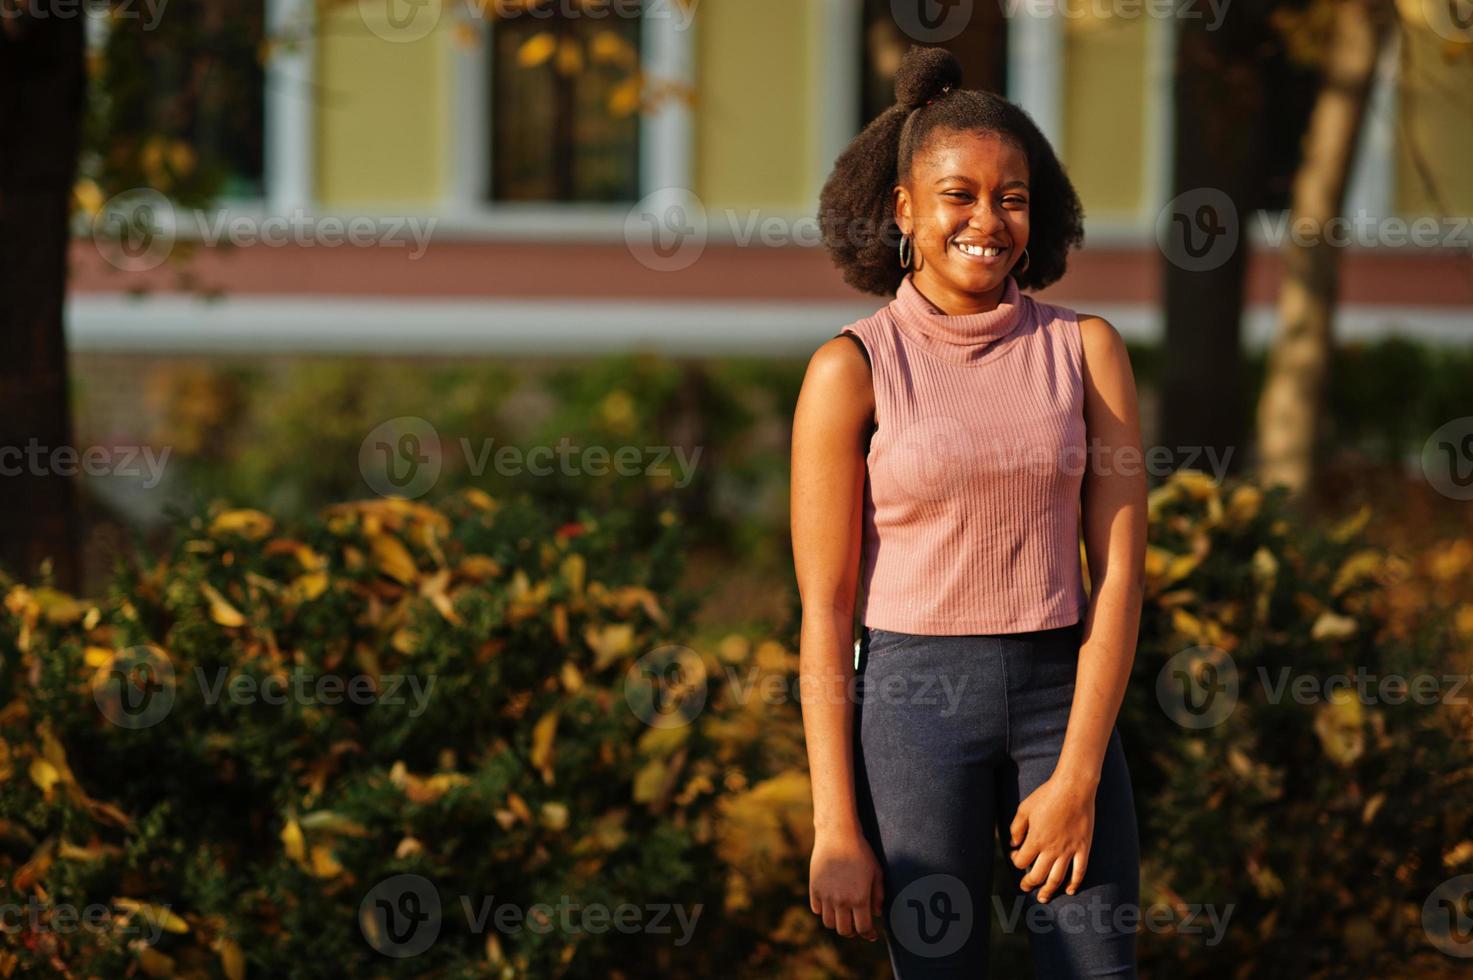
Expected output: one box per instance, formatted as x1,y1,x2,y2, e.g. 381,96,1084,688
1014,247,1030,276
898,234,912,269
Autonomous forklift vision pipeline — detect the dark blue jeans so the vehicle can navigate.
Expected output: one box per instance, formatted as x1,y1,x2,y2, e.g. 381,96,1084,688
853,620,1141,978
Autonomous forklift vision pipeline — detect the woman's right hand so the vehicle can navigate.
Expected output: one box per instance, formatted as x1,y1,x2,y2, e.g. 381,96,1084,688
809,828,885,941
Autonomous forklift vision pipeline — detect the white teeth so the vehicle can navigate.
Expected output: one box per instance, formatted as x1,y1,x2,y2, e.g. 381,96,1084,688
957,243,1004,257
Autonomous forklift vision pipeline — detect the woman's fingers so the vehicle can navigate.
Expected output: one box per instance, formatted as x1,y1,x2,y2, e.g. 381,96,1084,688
1009,809,1030,849
1035,854,1072,903
1065,846,1090,895
1012,835,1042,875
852,903,877,941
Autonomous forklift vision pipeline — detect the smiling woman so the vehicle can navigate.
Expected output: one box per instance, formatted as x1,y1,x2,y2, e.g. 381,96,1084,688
794,46,1148,980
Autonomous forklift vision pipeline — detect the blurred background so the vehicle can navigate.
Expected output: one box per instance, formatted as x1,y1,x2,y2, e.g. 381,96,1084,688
1,0,1471,977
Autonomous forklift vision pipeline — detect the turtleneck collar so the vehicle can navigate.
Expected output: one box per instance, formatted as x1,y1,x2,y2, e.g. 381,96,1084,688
892,273,1027,364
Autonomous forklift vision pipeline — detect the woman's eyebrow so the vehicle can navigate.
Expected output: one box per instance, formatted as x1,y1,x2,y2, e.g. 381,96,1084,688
931,175,1031,190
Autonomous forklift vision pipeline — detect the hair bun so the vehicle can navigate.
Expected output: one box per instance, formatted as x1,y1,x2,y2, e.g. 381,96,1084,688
894,47,963,111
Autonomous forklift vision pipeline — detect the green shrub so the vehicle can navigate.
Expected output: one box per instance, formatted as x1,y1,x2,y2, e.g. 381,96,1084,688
3,472,1469,978
0,491,844,978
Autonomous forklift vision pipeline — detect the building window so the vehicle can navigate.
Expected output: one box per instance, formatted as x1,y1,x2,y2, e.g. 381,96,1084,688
90,0,266,201
489,10,643,203
860,0,1009,126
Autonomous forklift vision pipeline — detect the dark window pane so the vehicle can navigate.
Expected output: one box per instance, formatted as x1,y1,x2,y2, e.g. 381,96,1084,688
861,0,1009,126
490,12,643,203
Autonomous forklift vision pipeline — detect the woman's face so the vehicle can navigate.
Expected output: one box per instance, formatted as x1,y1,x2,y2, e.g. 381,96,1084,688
894,128,1031,313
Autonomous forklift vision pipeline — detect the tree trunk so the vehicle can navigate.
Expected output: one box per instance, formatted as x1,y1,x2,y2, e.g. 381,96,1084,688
0,14,87,591
1255,0,1394,494
1161,0,1272,479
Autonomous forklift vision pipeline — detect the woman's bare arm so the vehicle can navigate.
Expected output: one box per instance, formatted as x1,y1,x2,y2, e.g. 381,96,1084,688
791,333,881,940
1057,314,1148,788
1009,313,1148,903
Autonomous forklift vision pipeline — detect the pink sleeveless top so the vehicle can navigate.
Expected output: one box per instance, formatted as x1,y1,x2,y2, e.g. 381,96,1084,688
839,272,1088,635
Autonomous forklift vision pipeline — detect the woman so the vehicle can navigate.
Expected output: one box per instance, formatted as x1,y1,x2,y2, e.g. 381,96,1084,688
790,47,1147,978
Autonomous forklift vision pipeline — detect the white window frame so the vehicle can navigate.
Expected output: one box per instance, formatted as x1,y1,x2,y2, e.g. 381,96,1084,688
442,2,694,237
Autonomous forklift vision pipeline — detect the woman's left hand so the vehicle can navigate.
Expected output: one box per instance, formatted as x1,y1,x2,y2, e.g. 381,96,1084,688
1008,774,1097,903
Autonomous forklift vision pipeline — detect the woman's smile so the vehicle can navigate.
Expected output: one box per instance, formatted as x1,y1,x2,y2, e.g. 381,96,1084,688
951,238,1010,263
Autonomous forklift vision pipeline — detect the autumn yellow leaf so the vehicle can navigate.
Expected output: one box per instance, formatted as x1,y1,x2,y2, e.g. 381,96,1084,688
608,77,642,117
200,582,247,628
541,801,570,830
309,843,344,878
517,32,557,67
28,758,62,797
531,710,559,785
116,899,190,935
215,936,246,980
1310,610,1358,641
135,945,176,978
589,30,637,67
370,534,419,585
210,509,274,540
555,36,583,75
584,623,635,670
280,818,306,862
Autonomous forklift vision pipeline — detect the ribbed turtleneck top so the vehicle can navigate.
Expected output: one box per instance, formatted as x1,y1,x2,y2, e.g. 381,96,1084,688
838,272,1088,634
